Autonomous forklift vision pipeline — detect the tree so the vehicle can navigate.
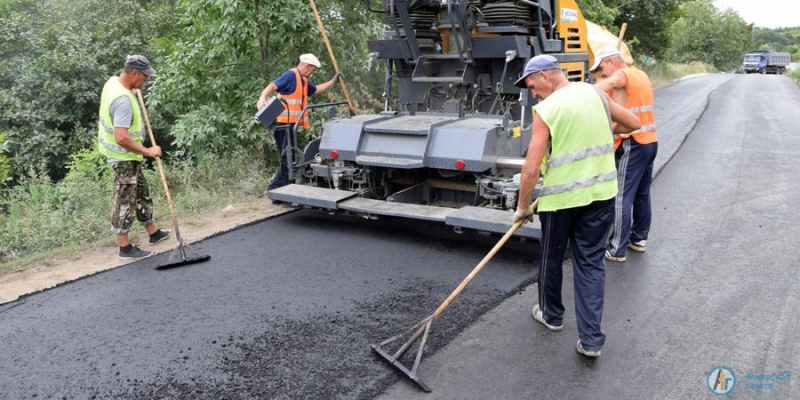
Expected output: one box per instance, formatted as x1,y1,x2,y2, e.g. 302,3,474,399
147,0,385,158
0,0,171,180
667,0,753,70
614,0,688,60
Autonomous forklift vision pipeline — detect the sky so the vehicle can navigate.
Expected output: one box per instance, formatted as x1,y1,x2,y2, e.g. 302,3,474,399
714,0,800,28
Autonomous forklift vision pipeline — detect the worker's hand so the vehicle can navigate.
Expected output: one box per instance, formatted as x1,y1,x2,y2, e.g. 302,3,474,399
513,206,533,224
146,145,162,158
331,71,343,83
257,97,267,109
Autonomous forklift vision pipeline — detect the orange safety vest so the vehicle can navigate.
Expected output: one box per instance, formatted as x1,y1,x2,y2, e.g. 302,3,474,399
614,66,657,150
276,68,310,129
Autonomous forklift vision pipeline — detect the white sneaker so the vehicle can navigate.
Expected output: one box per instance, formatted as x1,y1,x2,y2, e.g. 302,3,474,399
576,340,601,357
605,250,626,263
531,304,563,332
628,240,646,253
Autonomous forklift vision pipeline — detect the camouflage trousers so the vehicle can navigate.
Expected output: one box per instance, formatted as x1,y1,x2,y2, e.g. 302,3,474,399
110,161,154,234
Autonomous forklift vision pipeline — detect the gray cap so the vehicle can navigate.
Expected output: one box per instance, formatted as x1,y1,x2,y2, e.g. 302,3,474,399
514,55,560,88
124,55,156,76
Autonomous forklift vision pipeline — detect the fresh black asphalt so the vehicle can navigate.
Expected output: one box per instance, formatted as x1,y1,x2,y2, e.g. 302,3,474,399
3,74,797,399
0,211,537,399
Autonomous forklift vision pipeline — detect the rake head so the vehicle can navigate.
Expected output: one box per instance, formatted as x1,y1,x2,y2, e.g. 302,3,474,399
371,317,434,392
155,240,211,270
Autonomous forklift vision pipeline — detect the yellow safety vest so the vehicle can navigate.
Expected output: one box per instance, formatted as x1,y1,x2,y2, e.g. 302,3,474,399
97,77,145,162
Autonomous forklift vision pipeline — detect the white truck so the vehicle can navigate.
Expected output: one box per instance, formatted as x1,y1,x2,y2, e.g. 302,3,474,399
742,50,791,74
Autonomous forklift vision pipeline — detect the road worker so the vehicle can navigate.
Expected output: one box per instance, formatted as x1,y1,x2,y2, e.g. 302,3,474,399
513,55,641,357
97,55,170,260
591,46,659,262
256,54,341,192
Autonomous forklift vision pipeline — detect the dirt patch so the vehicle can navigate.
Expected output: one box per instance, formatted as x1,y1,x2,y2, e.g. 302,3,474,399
0,199,292,304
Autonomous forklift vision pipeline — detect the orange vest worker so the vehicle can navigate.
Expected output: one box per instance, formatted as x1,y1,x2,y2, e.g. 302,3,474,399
614,66,657,150
276,68,310,129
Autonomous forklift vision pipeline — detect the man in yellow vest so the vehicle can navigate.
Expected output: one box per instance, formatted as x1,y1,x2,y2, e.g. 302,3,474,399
591,47,659,263
513,55,641,357
97,55,170,260
256,53,341,191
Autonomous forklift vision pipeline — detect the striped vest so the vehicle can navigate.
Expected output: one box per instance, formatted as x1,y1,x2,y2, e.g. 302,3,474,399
614,66,657,149
97,77,144,162
534,83,618,212
276,68,310,129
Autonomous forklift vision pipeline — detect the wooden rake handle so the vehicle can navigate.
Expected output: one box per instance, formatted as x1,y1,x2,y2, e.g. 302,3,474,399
431,197,540,320
308,0,357,116
134,89,182,241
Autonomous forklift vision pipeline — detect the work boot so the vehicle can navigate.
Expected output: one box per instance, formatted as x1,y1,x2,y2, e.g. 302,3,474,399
605,250,626,263
119,244,152,260
576,340,601,358
531,304,563,332
628,240,646,253
148,229,171,245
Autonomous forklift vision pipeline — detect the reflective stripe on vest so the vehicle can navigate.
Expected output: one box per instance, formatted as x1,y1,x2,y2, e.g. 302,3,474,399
276,68,310,128
533,83,618,212
540,171,617,196
97,77,144,162
547,143,615,170
614,67,657,148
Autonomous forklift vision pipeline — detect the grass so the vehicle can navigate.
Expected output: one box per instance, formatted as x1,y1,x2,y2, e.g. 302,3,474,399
0,149,272,271
788,69,800,83
640,61,717,88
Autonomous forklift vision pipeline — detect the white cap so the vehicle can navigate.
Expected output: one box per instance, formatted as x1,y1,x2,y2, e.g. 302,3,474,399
299,53,321,68
590,46,621,72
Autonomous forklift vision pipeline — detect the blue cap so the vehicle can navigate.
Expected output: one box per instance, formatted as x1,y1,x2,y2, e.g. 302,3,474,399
514,55,560,88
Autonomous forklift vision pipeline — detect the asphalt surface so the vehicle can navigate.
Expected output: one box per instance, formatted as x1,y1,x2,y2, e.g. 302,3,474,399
2,73,794,399
0,211,538,399
379,74,800,398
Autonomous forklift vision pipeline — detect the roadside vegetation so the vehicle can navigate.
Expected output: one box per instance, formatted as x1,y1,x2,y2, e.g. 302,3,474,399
0,0,795,268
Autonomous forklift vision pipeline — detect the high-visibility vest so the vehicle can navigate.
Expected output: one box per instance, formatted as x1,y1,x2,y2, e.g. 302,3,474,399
276,68,310,129
533,83,618,212
614,66,657,149
97,77,145,162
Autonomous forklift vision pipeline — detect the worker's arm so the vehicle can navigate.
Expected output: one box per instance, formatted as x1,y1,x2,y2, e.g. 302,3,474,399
114,128,161,157
608,97,641,134
257,82,279,109
594,69,627,93
515,113,550,221
313,72,342,95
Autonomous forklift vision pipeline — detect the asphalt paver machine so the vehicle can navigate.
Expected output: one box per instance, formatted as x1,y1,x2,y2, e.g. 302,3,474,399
268,0,593,240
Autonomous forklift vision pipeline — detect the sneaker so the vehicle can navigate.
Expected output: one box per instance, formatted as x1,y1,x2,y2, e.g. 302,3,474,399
605,250,626,263
628,240,646,253
531,304,563,332
576,340,601,357
119,244,153,260
148,229,171,245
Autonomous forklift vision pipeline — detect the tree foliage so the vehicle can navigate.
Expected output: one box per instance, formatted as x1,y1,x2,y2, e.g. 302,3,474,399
0,0,164,180
147,0,385,158
754,27,800,61
668,0,754,70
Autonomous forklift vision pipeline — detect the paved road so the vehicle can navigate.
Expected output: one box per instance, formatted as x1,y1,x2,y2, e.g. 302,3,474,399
379,74,800,398
0,73,782,399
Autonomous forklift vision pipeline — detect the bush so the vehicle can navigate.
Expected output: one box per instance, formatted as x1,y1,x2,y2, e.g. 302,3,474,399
0,150,270,264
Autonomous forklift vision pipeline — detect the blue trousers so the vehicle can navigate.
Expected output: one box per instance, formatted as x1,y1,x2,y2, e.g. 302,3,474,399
267,126,292,191
538,197,614,351
607,139,658,257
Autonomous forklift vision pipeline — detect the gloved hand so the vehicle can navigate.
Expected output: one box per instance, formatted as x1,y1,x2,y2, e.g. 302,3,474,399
513,206,533,224
331,71,344,82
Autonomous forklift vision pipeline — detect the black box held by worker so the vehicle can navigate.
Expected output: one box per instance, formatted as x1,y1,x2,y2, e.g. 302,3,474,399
254,97,286,129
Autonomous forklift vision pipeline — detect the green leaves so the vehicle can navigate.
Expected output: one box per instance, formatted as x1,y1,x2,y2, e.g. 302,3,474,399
667,0,753,70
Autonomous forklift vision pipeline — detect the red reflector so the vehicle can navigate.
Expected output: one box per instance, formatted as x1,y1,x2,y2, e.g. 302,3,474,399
455,160,465,170
330,150,339,160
